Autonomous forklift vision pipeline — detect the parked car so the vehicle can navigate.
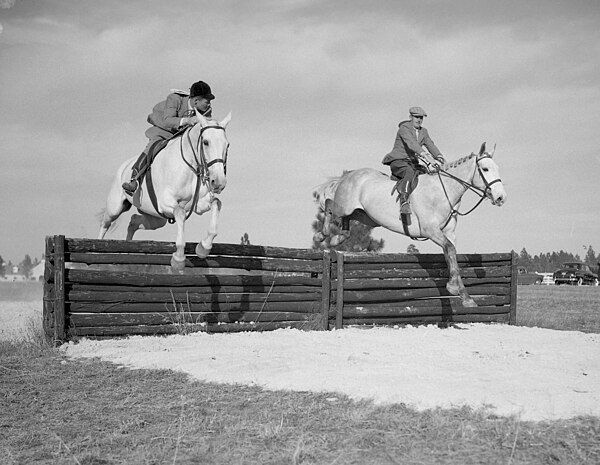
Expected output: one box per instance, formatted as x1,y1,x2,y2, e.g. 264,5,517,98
540,273,555,285
553,262,599,286
517,267,543,285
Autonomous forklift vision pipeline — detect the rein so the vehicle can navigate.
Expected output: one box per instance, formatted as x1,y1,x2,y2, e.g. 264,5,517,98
152,124,227,224
436,153,502,230
176,124,227,222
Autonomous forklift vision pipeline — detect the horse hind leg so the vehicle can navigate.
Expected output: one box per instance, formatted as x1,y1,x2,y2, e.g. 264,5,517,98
98,197,131,239
329,216,351,247
126,212,167,241
313,199,333,243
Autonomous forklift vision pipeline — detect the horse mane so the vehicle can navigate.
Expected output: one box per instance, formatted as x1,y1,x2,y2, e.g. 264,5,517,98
442,152,477,170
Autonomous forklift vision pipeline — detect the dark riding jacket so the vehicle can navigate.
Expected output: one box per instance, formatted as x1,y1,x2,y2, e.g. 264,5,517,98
382,120,442,166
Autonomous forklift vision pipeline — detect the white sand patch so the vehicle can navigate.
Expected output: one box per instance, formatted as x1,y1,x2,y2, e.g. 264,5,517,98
61,324,600,421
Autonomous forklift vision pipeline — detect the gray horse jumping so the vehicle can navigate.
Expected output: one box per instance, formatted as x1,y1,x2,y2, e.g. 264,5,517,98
313,143,507,307
99,112,231,270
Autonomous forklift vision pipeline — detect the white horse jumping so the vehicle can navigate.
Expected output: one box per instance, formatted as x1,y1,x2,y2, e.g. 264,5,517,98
99,112,231,271
313,143,507,307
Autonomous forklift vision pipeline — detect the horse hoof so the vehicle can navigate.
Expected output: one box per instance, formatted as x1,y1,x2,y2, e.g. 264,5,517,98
462,298,477,308
195,243,211,259
170,255,186,271
446,284,460,296
313,232,326,243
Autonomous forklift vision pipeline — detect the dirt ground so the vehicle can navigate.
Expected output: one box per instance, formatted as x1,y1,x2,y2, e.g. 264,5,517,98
62,322,599,422
4,301,599,422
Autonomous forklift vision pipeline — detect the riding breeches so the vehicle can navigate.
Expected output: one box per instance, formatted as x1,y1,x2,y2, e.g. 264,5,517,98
389,159,420,194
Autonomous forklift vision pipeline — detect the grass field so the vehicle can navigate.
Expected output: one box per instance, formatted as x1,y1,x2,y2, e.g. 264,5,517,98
1,284,599,464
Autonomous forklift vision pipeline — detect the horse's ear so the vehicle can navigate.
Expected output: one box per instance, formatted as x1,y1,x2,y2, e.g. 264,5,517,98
195,110,210,127
220,112,232,128
490,143,496,157
479,142,486,155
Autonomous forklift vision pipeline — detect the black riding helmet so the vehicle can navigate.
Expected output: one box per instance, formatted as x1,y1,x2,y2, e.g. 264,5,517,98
190,81,215,100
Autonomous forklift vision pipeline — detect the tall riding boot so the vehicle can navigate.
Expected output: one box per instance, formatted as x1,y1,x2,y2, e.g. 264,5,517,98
122,152,148,194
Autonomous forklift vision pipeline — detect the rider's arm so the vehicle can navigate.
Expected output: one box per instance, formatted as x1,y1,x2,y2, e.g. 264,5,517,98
421,129,443,159
159,93,187,131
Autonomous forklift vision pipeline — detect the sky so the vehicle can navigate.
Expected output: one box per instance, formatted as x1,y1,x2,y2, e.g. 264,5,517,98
1,0,599,264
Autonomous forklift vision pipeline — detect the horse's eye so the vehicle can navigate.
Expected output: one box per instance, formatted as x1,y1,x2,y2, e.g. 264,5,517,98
203,140,209,146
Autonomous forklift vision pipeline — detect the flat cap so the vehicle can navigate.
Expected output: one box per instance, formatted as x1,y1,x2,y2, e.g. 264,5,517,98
409,106,427,117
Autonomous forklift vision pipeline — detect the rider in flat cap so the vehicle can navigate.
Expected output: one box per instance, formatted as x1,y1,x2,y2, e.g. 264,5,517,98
382,106,445,219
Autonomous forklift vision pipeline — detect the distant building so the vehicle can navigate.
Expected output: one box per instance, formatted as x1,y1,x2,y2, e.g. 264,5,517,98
31,260,45,281
0,260,45,281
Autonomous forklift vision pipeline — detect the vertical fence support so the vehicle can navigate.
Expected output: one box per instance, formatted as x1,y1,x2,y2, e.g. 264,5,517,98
335,251,345,329
53,235,66,343
320,250,331,330
509,251,518,325
43,236,55,343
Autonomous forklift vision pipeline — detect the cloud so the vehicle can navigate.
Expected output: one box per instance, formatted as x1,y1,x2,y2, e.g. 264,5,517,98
1,0,16,8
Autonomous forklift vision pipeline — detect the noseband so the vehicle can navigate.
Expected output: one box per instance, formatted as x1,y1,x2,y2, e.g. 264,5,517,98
474,153,502,199
181,124,228,177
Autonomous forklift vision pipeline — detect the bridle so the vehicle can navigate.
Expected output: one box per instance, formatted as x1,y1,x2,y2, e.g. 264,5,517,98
174,124,228,222
436,152,502,229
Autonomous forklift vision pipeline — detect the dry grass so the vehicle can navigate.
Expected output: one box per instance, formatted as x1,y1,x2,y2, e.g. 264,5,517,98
517,285,600,333
1,285,600,464
2,341,599,465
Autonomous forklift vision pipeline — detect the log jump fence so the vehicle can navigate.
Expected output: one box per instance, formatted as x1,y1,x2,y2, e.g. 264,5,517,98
43,236,517,343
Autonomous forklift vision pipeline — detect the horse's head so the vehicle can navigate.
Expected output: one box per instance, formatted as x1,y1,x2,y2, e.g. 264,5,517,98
193,112,232,194
474,142,507,207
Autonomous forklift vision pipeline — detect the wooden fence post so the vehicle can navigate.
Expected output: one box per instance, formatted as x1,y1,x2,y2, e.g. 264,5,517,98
43,236,55,343
509,251,518,325
320,250,331,330
335,251,345,329
53,235,66,343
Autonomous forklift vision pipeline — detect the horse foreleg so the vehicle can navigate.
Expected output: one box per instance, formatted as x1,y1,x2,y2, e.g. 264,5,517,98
170,205,187,271
427,220,476,307
195,197,222,259
442,240,476,307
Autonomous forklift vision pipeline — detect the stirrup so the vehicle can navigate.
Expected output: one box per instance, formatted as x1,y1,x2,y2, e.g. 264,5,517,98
400,201,411,215
122,180,138,194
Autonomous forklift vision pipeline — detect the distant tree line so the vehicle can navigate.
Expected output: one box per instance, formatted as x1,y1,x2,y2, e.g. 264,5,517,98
0,254,41,279
514,245,599,273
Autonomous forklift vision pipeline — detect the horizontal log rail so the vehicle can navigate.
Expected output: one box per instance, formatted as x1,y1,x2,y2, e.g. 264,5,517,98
43,236,517,342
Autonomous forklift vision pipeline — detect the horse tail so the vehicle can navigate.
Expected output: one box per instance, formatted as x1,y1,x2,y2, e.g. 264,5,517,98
312,176,342,212
96,208,120,235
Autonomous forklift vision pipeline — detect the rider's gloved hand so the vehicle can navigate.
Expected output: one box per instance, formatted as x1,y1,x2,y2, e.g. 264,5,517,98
182,116,199,127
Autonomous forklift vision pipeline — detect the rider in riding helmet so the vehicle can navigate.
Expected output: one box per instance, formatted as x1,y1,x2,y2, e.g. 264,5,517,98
382,106,446,218
122,80,215,194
